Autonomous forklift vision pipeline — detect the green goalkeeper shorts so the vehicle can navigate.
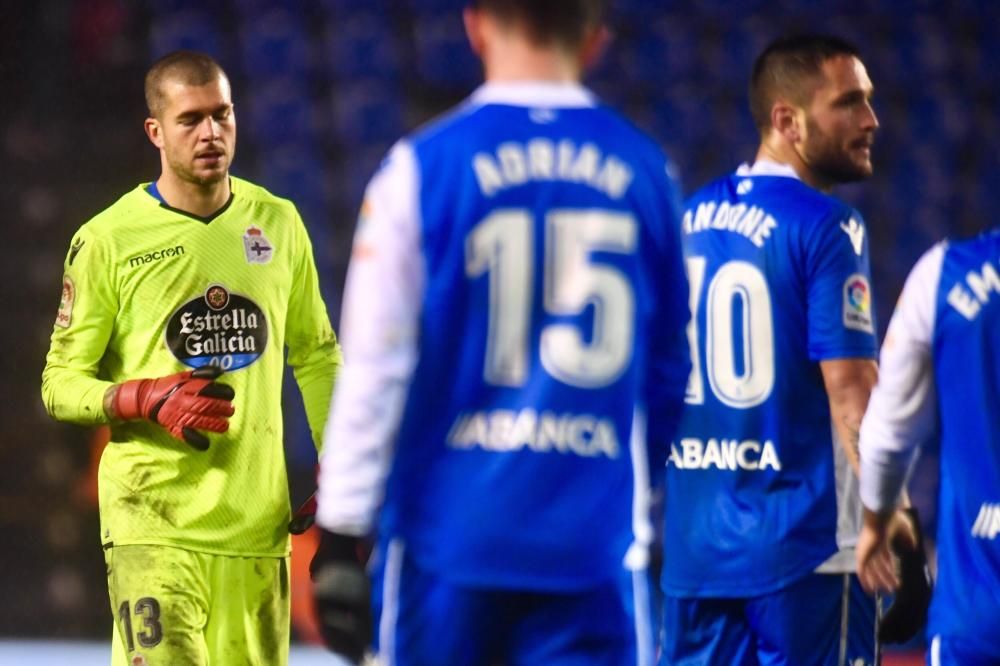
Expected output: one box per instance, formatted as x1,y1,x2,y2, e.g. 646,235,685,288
104,544,290,666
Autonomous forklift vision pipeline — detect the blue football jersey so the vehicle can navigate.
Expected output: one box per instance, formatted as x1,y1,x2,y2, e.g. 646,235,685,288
317,83,691,591
930,234,1000,652
661,162,878,597
860,231,1000,657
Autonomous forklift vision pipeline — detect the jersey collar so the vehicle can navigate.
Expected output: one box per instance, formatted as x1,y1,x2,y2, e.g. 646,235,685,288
469,81,596,108
141,179,235,224
735,159,801,180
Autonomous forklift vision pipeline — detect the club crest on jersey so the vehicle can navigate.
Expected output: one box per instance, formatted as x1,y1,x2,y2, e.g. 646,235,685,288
55,274,75,328
243,226,273,264
165,284,269,371
843,273,874,333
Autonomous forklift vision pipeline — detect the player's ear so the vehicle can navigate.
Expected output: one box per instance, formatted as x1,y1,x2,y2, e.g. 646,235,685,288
579,24,612,73
463,7,485,58
144,117,165,149
771,101,801,143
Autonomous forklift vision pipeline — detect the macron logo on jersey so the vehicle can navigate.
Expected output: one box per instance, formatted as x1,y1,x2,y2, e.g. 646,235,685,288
972,502,1000,539
839,217,865,256
128,245,185,268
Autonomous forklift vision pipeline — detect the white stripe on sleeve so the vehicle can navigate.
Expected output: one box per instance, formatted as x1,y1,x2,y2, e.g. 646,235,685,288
858,242,945,513
316,141,423,535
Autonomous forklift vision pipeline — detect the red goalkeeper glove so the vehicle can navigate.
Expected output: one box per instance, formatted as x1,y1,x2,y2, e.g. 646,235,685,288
111,366,235,451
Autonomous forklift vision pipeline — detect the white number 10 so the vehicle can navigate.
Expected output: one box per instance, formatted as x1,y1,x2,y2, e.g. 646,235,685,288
685,257,775,408
465,209,637,389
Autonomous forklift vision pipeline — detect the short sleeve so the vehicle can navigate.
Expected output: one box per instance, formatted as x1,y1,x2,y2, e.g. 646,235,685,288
805,208,878,360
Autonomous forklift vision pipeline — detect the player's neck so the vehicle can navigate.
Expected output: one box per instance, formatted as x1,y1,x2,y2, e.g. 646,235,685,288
482,39,581,83
754,143,834,194
156,171,232,217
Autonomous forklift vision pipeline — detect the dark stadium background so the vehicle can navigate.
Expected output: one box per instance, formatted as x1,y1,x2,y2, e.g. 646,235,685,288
2,0,993,661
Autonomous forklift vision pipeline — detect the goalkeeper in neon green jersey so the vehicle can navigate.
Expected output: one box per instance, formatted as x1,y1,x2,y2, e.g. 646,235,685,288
40,50,342,666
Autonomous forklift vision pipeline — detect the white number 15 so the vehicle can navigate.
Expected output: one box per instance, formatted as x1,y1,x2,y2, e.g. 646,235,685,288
466,208,637,389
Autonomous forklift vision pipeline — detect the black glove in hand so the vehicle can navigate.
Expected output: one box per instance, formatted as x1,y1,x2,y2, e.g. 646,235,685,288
879,508,932,644
312,529,372,664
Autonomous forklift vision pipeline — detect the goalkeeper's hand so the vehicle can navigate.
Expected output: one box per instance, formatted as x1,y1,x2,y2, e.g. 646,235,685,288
879,507,932,644
311,529,372,664
109,365,235,451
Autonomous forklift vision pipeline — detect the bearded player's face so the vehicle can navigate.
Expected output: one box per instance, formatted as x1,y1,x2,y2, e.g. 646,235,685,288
157,75,236,187
799,55,878,185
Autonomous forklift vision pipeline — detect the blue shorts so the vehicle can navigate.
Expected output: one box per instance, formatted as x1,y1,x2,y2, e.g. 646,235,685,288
660,572,875,666
371,539,656,665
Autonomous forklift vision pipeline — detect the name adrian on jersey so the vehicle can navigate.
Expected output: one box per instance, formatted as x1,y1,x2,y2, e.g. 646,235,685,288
472,139,633,199
667,437,782,471
448,408,620,459
165,284,268,371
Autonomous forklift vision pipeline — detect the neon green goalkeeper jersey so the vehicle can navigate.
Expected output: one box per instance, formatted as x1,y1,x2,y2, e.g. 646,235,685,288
42,177,342,557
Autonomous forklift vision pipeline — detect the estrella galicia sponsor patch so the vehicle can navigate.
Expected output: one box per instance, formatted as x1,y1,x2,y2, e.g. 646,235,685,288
55,274,75,328
165,284,268,370
843,273,874,333
243,226,273,264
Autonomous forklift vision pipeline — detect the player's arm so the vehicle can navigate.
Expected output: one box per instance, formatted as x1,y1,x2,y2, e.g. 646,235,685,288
315,141,422,538
820,357,923,586
41,226,236,449
312,141,424,662
820,357,877,475
856,244,942,594
804,208,880,473
806,208,919,558
41,227,118,425
285,208,344,452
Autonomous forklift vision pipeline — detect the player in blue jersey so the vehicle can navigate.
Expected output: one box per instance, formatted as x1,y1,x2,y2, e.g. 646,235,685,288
311,1,691,664
660,34,913,665
857,232,1000,663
